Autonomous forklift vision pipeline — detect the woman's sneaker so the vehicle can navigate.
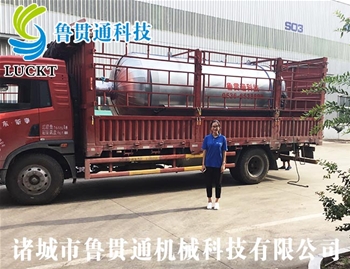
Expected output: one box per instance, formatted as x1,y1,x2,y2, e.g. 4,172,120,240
214,203,220,210
206,202,212,209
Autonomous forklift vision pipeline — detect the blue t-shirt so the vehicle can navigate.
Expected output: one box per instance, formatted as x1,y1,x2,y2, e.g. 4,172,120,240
202,134,228,168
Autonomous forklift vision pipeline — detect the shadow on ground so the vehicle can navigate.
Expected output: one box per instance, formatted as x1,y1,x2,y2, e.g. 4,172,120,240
0,171,289,208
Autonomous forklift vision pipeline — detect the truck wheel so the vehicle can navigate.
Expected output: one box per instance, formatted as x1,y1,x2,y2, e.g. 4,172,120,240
6,154,64,205
229,167,244,183
236,148,269,184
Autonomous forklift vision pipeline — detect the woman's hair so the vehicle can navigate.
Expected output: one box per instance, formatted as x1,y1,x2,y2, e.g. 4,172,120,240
210,120,221,127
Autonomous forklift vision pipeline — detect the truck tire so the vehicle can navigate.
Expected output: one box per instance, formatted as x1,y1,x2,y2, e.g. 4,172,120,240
235,148,269,184
229,167,244,183
6,154,64,205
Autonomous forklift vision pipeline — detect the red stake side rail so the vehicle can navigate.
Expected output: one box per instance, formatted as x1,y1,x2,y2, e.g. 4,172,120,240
86,116,321,156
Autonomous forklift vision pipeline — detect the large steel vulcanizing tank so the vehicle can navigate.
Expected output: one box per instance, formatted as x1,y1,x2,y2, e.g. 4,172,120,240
108,53,285,112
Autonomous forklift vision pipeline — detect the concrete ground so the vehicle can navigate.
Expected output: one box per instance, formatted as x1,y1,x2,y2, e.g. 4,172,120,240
0,141,349,269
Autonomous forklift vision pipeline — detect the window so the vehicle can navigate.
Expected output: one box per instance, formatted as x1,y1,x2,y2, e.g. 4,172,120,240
0,78,52,112
338,95,350,119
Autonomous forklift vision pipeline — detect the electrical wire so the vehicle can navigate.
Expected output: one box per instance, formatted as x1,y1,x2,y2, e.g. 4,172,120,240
287,118,309,188
287,157,308,188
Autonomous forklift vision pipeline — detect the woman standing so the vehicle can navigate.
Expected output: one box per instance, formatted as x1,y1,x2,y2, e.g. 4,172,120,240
201,120,228,210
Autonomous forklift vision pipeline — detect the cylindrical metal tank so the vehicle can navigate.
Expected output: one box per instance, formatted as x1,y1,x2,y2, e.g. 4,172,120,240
109,53,285,111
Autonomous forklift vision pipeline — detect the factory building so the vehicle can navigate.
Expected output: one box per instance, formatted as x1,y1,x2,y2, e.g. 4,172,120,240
1,0,349,139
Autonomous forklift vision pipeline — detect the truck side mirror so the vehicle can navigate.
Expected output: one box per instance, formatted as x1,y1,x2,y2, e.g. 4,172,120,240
0,84,9,91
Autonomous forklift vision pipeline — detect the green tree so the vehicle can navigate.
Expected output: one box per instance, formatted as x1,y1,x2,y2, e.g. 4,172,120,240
304,11,350,233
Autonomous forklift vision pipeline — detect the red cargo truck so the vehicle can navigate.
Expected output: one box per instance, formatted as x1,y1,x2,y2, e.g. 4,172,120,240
0,40,327,204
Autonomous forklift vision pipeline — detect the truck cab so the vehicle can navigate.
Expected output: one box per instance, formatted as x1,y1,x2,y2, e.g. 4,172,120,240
0,56,76,204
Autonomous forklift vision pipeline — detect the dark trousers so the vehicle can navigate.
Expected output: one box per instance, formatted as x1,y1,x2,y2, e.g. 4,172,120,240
205,167,223,199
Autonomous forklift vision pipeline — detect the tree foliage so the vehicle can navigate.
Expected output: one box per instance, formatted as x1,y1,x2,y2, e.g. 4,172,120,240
303,72,350,134
305,11,350,232
316,160,350,232
335,10,350,37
